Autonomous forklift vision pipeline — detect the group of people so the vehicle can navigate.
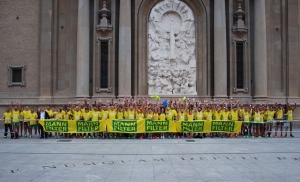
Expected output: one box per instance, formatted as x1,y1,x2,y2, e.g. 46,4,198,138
2,97,297,139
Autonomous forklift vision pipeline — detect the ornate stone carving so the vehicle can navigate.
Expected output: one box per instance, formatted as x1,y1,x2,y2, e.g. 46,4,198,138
96,0,112,36
148,0,197,95
232,0,247,38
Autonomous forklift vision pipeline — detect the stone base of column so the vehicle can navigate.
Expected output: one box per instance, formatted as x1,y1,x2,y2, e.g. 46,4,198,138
213,95,228,99
253,95,268,102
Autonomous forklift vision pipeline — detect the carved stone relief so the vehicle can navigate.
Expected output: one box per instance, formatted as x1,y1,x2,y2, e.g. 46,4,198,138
148,0,197,95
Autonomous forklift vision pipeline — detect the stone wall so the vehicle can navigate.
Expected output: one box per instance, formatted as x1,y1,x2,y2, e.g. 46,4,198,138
0,0,40,98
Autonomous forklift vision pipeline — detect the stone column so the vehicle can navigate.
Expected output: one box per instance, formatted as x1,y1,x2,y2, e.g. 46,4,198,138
253,0,267,99
76,0,90,98
118,0,131,97
214,0,227,98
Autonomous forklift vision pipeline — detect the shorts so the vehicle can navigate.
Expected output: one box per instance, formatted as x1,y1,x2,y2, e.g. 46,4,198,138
244,122,250,126
12,122,20,125
284,121,290,127
254,123,261,127
276,121,284,126
30,124,37,129
24,122,29,126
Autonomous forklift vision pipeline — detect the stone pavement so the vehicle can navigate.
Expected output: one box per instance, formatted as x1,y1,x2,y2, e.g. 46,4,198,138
0,135,300,182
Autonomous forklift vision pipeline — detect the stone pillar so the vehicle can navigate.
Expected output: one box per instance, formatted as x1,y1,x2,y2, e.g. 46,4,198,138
214,0,227,98
253,0,267,99
76,0,90,98
118,0,131,97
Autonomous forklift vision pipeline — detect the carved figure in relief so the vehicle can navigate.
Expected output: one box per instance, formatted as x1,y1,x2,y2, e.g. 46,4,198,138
148,0,197,95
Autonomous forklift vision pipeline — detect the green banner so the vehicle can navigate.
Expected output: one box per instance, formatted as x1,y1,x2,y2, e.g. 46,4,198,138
211,121,235,132
44,120,68,132
145,120,170,132
76,121,101,132
181,121,205,132
112,120,138,132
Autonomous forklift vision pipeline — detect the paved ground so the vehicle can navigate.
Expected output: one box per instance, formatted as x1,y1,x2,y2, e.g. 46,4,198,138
0,134,300,182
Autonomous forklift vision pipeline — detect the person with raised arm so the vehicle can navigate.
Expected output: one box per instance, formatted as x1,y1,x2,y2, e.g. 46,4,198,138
285,101,297,137
3,107,12,138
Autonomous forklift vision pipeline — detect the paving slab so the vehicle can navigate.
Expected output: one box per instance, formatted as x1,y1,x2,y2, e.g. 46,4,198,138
0,135,300,182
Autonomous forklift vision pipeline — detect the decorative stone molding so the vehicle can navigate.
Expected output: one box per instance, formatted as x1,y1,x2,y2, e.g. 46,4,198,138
232,87,248,93
7,65,26,86
96,0,112,36
232,0,247,38
95,87,112,93
148,0,197,95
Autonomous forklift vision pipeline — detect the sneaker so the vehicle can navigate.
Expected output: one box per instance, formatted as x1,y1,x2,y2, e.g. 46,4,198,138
35,135,37,138
29,135,32,138
89,136,91,139
58,135,60,139
4,136,7,138
259,136,262,139
290,134,294,138
273,134,277,138
80,136,83,139
235,135,238,138
246,135,249,138
24,134,27,138
114,136,117,139
84,136,86,139
243,135,246,138
252,136,254,139
280,134,284,138
73,136,76,139
284,133,287,137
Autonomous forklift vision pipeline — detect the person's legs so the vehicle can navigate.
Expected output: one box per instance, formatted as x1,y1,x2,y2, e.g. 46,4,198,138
290,122,294,137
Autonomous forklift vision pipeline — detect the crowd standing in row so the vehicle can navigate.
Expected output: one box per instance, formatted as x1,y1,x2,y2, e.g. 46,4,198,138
2,97,297,139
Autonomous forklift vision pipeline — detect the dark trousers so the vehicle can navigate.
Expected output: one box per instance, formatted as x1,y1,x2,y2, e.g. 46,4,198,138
4,124,12,136
38,123,48,138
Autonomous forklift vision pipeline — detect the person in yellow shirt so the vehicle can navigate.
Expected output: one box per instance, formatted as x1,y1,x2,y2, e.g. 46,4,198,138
159,107,166,139
242,107,252,138
22,105,31,137
91,106,102,139
11,104,21,139
230,106,239,138
285,101,296,137
72,107,82,138
204,106,213,138
82,107,92,139
108,105,117,139
186,109,194,139
3,107,12,138
265,105,275,137
274,103,284,137
46,105,54,119
54,108,64,138
146,107,153,139
29,108,38,138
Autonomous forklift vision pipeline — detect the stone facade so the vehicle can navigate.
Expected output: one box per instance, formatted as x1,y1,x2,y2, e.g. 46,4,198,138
0,0,299,117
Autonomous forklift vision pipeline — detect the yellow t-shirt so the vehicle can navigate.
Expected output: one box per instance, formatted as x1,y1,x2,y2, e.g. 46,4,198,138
12,110,20,122
46,109,53,118
287,110,293,120
73,111,82,121
204,110,212,121
92,111,101,121
22,110,31,122
230,110,239,121
117,112,124,119
124,111,129,119
243,111,250,122
254,112,261,122
222,111,230,121
187,113,194,121
196,111,203,120
153,113,159,120
178,112,186,122
128,110,135,119
29,112,38,125
266,110,275,121
146,113,153,119
276,109,283,119
137,113,144,120
3,112,12,124
102,110,108,120
214,111,222,120
159,113,166,121
82,111,91,121
55,113,64,120
109,110,117,120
